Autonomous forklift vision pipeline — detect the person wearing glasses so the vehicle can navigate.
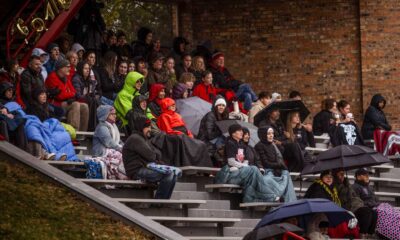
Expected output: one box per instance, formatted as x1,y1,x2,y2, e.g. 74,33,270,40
45,59,89,132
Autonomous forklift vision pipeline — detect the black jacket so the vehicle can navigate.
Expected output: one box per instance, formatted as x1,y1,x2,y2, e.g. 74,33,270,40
122,130,163,178
98,67,123,100
197,111,223,141
352,180,379,209
293,126,316,150
258,119,287,143
362,94,391,140
313,110,334,136
329,122,364,147
209,64,242,92
304,181,337,202
20,68,44,106
225,137,248,161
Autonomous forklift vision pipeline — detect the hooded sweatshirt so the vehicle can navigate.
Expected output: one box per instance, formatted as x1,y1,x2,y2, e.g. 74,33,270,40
114,71,143,125
147,83,165,117
126,94,155,134
157,97,193,137
361,94,391,140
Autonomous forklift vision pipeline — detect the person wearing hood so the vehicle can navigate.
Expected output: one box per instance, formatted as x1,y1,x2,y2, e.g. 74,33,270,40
132,27,153,60
31,48,49,81
0,59,20,89
71,43,85,62
123,116,178,199
157,97,193,138
45,59,89,132
126,94,158,136
0,81,15,104
171,36,189,65
197,96,229,165
72,61,99,131
146,52,176,95
209,51,257,111
92,105,127,180
114,71,143,126
172,83,188,100
254,126,297,202
362,94,391,140
43,42,61,74
147,83,166,117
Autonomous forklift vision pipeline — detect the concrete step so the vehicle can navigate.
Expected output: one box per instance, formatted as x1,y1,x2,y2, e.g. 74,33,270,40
198,200,231,210
231,218,260,228
170,226,218,237
174,182,198,191
223,227,253,237
172,191,243,202
188,209,257,219
135,207,185,217
188,237,242,240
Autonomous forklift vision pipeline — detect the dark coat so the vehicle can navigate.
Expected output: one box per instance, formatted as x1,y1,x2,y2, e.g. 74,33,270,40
329,122,364,147
209,64,242,92
361,94,391,140
352,180,379,209
293,126,316,150
98,67,123,100
304,181,337,202
148,101,162,118
255,127,287,171
334,178,364,212
258,119,287,143
197,111,222,141
122,131,163,178
313,110,334,136
225,137,248,161
20,67,44,106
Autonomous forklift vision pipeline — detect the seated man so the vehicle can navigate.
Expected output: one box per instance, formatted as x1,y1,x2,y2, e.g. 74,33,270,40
122,116,178,199
352,168,379,209
209,51,257,111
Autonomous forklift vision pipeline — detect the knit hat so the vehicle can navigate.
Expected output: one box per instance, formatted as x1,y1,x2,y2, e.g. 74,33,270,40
172,83,188,100
97,105,114,122
55,59,70,71
271,92,282,102
228,124,242,136
214,97,227,107
46,42,59,53
212,51,224,61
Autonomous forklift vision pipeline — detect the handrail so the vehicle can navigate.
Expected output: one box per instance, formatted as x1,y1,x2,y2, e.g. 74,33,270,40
6,0,46,59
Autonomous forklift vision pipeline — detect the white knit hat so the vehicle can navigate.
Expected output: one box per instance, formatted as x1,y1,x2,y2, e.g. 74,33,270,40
271,92,282,102
214,98,227,107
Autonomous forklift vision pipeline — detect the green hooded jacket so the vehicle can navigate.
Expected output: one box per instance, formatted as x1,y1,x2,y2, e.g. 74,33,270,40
114,71,143,125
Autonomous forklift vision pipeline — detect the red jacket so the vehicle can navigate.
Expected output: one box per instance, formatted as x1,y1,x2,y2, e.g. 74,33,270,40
45,72,76,106
157,98,193,138
192,82,218,104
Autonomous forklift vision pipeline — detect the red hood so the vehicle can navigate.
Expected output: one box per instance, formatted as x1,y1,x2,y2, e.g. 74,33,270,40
160,97,175,112
149,83,165,102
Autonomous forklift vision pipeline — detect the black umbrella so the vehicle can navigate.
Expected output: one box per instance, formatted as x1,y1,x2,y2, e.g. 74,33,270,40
215,120,259,147
254,100,310,127
243,223,303,240
302,145,391,175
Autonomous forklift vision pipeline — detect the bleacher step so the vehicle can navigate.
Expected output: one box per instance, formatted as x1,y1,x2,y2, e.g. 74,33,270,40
231,218,259,228
188,209,259,218
223,227,254,237
188,237,242,240
198,200,231,210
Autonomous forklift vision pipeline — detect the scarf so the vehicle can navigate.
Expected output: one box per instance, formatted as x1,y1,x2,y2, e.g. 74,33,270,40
315,179,341,206
105,121,120,144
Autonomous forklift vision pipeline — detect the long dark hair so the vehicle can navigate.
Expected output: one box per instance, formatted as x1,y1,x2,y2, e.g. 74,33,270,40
213,104,229,121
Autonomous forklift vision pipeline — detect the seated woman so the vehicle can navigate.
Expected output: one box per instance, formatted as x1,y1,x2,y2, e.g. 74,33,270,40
92,105,127,180
215,124,281,203
72,61,99,131
254,126,297,202
126,94,159,136
0,82,27,151
329,100,364,146
114,71,143,126
197,96,229,165
362,94,391,140
313,98,337,136
242,127,258,165
45,59,89,132
157,97,193,138
172,83,188,100
148,83,166,117
305,170,341,204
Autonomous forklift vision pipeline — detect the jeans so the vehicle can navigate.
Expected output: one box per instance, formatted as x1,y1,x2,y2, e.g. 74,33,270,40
235,83,257,110
137,167,177,199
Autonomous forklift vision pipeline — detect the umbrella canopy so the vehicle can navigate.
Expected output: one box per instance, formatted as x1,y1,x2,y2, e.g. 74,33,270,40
254,100,310,127
302,145,391,175
175,97,212,135
216,119,259,147
243,223,303,240
256,198,353,229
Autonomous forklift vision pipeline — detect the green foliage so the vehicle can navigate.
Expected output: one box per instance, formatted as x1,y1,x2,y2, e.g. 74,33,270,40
0,160,154,240
101,0,173,46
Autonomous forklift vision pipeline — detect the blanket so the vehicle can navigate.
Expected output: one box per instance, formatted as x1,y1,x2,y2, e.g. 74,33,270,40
374,129,400,156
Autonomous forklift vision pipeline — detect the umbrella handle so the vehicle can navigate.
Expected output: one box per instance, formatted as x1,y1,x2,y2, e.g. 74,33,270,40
282,231,305,240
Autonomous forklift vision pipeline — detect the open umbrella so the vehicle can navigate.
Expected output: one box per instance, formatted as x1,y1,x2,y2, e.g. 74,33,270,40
302,145,391,175
175,97,212,135
243,223,304,240
256,199,353,229
215,119,259,147
254,100,310,127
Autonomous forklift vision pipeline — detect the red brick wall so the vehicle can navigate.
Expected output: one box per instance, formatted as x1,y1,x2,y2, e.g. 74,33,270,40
360,0,400,129
179,0,364,121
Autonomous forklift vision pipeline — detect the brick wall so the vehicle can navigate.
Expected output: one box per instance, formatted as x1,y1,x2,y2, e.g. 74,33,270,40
360,0,400,129
179,0,364,122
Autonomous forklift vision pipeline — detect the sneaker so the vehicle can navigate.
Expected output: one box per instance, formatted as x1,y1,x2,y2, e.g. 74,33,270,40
44,153,56,160
58,154,67,161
